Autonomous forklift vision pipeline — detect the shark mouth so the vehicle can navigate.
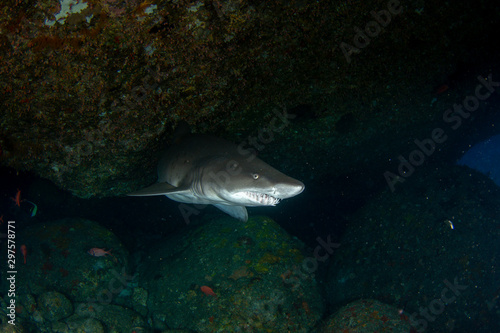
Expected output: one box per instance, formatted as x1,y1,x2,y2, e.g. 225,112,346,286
244,191,281,206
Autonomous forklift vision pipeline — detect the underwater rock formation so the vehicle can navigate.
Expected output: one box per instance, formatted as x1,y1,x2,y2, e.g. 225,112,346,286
37,291,73,322
8,218,130,302
325,165,500,332
0,218,144,331
138,215,324,331
319,299,411,332
0,0,498,198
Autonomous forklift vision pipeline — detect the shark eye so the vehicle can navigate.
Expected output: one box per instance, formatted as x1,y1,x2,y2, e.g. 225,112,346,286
252,173,259,180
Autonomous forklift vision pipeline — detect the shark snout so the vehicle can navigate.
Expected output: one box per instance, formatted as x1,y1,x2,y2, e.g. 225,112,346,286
273,180,305,199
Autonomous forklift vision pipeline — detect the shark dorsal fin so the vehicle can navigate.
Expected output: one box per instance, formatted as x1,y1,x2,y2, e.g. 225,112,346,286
127,182,189,196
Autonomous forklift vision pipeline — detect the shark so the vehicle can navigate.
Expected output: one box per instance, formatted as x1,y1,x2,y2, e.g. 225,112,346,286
128,124,305,222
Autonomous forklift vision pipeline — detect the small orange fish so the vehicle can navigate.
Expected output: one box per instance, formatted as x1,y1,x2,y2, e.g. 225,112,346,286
20,244,27,264
200,285,217,298
88,248,117,262
88,248,113,257
11,189,22,207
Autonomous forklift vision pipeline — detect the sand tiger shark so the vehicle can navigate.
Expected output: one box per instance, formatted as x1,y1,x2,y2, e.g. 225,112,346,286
128,124,305,222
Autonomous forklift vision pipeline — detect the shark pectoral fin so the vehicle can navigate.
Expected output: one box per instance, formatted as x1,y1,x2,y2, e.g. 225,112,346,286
213,204,248,222
127,182,188,196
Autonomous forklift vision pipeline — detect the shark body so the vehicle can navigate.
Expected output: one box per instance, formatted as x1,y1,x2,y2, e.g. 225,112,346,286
128,128,304,221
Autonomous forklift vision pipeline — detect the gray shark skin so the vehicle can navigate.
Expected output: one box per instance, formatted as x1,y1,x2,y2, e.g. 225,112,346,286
128,129,305,222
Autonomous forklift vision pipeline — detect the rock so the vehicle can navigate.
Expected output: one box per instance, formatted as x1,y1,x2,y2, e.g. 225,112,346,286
319,299,411,333
71,303,146,332
65,317,105,333
132,287,149,316
1,0,497,201
51,321,70,333
12,293,36,320
0,323,26,333
38,291,73,321
10,218,130,302
140,215,324,332
132,287,148,307
326,166,500,332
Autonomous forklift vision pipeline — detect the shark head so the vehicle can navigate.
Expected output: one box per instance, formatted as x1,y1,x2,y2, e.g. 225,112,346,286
198,155,305,207
128,129,305,222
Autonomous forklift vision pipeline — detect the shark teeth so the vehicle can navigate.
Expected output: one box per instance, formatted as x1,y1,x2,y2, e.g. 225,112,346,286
245,191,281,205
